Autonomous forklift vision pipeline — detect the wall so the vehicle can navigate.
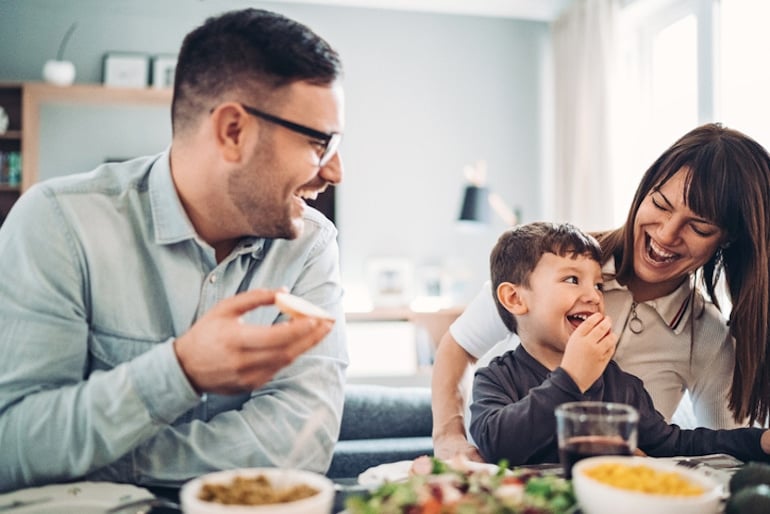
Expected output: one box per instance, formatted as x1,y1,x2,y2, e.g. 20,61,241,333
0,0,549,306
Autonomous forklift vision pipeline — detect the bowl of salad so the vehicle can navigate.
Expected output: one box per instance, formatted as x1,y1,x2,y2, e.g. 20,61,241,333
344,456,576,514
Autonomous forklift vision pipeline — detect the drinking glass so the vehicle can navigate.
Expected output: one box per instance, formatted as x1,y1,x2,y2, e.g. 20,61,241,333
555,401,639,479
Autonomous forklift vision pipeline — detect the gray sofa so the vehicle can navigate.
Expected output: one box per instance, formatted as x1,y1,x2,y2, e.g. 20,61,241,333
326,384,434,479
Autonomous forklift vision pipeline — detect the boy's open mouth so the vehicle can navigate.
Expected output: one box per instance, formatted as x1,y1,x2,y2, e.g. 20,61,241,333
567,313,589,329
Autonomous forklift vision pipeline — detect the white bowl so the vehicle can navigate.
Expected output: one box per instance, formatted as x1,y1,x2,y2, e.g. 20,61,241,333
180,468,335,514
572,456,722,514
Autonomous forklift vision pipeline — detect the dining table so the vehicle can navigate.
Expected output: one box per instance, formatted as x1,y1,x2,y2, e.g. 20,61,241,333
0,453,748,513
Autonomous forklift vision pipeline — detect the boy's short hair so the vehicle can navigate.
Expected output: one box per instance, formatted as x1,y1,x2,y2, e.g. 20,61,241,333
490,222,602,333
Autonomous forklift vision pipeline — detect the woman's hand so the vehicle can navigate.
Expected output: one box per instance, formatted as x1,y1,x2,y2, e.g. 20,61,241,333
433,432,484,462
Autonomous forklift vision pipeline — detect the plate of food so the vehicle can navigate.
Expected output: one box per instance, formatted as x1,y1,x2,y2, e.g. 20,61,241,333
346,456,577,514
0,481,154,514
356,455,517,487
180,467,335,514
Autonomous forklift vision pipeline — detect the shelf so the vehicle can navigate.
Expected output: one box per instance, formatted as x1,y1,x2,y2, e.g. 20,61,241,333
23,82,172,106
0,130,21,140
0,83,21,221
21,82,173,192
0,81,175,220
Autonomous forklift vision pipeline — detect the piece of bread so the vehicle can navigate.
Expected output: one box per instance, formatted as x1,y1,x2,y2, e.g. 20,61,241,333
275,292,335,321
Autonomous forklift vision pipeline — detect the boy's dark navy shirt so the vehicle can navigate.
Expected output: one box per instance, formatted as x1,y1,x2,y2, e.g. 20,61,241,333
470,345,767,465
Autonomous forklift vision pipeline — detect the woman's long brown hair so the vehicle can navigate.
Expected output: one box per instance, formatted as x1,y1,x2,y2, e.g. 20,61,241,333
595,123,770,425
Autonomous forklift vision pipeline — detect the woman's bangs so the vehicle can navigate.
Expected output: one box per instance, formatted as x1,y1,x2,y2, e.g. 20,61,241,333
684,155,735,233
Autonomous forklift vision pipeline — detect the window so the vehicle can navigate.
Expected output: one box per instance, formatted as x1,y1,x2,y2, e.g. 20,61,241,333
649,14,698,151
613,0,714,226
719,0,770,148
614,0,770,226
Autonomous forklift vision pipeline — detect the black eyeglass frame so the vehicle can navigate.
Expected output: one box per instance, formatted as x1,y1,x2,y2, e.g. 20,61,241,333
240,103,341,167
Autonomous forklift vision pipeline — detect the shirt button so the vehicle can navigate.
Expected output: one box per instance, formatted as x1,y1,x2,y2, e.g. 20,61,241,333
209,275,217,284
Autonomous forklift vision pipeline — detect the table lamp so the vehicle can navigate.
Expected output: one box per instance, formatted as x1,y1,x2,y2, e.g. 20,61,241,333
458,184,491,223
457,160,518,225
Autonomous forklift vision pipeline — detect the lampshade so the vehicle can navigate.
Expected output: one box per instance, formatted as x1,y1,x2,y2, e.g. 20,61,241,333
458,185,490,223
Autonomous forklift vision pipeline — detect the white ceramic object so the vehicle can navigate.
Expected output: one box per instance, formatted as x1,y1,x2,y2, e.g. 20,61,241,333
0,106,8,134
573,456,722,514
42,60,76,86
180,468,335,514
356,458,510,487
0,481,153,513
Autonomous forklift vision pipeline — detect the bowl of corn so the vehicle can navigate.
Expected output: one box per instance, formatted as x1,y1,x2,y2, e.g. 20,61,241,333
572,456,722,514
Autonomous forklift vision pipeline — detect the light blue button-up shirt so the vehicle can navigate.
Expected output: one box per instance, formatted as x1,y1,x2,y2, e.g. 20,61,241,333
0,151,348,491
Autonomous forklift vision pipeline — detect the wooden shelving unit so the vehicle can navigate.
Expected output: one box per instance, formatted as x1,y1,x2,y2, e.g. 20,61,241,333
21,82,172,191
0,82,172,223
0,130,22,140
0,82,22,222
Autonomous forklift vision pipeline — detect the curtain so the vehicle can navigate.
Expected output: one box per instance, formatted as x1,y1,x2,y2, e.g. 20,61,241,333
551,0,618,232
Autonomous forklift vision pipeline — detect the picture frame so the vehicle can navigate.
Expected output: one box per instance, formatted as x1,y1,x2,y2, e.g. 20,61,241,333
366,258,414,307
151,54,177,89
102,53,149,88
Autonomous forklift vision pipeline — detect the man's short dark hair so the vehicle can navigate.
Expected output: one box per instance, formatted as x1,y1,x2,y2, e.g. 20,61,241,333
490,222,602,332
171,8,342,134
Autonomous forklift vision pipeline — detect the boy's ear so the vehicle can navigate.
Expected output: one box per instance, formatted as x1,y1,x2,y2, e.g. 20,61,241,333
497,282,528,315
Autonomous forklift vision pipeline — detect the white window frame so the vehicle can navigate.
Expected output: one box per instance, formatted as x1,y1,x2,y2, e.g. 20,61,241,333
612,0,718,226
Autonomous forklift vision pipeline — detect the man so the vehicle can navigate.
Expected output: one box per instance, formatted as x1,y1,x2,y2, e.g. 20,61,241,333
0,8,347,491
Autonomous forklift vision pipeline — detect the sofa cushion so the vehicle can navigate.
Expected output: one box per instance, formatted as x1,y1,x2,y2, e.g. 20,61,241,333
327,436,433,479
326,384,434,479
339,384,433,440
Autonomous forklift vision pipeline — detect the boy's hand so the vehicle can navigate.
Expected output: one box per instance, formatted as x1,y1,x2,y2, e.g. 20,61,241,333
560,313,617,393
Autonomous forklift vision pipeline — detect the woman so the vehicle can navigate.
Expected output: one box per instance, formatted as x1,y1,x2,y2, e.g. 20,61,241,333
432,123,770,461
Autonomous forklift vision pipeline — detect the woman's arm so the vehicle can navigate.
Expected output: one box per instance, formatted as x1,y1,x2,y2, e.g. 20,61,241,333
430,282,511,461
431,331,482,461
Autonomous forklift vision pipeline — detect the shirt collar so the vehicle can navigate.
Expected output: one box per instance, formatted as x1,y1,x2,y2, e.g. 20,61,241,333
601,258,692,335
148,148,266,258
149,148,197,245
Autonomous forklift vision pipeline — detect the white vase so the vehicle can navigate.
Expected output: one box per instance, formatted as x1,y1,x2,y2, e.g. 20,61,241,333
0,106,8,134
42,60,76,86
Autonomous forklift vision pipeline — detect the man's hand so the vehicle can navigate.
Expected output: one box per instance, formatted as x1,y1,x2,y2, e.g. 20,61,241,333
174,289,333,394
433,433,485,463
560,313,617,393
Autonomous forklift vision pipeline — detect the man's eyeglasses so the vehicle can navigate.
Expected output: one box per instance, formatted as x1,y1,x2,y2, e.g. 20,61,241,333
241,104,342,167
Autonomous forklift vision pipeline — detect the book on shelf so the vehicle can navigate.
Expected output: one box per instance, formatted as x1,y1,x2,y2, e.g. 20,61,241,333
0,151,22,187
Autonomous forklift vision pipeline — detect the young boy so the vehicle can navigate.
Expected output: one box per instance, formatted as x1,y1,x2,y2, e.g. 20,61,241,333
469,222,770,466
